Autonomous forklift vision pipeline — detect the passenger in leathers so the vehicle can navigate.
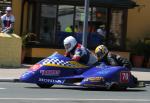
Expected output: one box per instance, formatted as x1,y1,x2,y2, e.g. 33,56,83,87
95,45,132,70
95,45,138,84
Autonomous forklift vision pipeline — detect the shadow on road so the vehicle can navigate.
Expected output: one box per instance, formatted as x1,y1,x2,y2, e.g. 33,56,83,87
132,68,150,72
25,86,146,92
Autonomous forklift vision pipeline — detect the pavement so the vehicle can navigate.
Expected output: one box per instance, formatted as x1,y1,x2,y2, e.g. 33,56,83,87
0,64,150,84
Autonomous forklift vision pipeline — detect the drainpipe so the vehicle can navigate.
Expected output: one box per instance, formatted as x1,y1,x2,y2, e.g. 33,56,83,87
20,0,25,35
105,8,111,47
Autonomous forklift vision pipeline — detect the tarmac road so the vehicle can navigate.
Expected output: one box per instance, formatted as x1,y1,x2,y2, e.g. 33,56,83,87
0,65,150,103
0,82,150,103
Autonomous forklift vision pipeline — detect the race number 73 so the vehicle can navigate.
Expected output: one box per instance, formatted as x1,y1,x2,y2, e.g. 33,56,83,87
120,71,130,83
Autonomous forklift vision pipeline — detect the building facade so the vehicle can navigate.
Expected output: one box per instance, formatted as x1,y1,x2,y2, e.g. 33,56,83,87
10,0,149,63
127,0,150,41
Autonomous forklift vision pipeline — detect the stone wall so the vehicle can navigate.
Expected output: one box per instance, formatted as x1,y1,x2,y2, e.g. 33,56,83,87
0,33,22,67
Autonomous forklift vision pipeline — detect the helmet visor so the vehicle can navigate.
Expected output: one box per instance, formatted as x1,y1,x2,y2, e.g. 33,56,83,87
64,43,71,50
96,51,104,60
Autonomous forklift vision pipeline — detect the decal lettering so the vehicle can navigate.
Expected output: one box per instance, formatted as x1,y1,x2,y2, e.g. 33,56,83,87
120,71,130,83
40,70,61,76
39,78,64,84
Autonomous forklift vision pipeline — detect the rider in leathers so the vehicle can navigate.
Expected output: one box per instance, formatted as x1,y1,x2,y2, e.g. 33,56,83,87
64,36,98,66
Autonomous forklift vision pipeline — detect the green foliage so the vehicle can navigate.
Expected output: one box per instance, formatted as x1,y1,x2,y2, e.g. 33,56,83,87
21,33,37,47
130,40,149,56
144,41,150,57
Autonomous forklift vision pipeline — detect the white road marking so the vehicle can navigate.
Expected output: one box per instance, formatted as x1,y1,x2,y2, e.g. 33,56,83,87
0,98,150,101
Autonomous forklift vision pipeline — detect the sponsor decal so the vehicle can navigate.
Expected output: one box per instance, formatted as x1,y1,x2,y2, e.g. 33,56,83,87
40,70,61,76
120,71,130,83
39,78,65,84
84,77,104,82
30,64,42,71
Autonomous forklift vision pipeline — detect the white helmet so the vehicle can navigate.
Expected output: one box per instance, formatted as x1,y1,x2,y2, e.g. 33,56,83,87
63,36,77,52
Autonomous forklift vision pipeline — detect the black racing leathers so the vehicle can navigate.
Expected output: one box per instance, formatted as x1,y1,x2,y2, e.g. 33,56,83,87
97,53,137,84
101,53,132,70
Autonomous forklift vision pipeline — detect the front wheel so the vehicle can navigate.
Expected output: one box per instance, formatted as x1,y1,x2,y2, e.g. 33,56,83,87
37,84,54,88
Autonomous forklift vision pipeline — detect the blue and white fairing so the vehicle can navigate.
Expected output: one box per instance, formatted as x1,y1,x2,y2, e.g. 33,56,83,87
20,53,137,88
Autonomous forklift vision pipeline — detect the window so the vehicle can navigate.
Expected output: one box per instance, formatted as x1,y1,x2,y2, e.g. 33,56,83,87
74,7,107,49
39,4,57,46
58,5,74,32
27,3,127,50
27,3,58,47
56,5,74,48
108,9,126,50
56,6,108,49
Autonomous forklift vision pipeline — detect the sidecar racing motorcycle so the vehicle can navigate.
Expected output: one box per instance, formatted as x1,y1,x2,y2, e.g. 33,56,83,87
20,52,145,90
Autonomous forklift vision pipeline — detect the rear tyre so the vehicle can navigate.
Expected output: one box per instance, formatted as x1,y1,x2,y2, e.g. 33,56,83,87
120,87,127,91
109,83,120,91
37,84,54,88
109,83,127,91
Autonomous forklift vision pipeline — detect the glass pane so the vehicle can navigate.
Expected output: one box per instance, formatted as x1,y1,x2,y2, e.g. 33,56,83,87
75,7,107,49
39,4,56,46
57,5,74,47
58,5,74,32
75,6,91,33
109,9,123,49
56,6,107,49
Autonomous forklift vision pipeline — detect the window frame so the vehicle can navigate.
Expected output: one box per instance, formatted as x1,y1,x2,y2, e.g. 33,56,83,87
26,3,128,50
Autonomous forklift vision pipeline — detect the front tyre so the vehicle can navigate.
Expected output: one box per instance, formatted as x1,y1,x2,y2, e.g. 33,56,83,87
37,84,54,88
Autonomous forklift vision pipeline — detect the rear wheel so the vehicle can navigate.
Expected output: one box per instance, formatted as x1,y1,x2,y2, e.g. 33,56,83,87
120,87,127,91
109,83,127,91
37,84,54,88
109,83,120,91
